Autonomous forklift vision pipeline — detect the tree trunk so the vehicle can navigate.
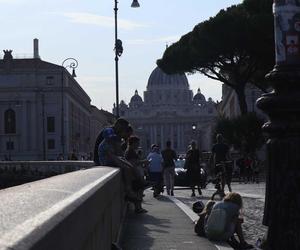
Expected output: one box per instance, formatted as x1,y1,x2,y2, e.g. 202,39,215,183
234,85,248,115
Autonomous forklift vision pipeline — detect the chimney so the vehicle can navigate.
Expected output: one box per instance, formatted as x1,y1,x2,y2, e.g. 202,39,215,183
33,38,40,59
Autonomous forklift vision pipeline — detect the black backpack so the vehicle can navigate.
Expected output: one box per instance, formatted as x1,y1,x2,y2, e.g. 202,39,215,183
194,213,206,236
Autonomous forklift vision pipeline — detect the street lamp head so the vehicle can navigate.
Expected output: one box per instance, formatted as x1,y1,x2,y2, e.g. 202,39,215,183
62,58,78,77
72,68,77,78
131,0,140,8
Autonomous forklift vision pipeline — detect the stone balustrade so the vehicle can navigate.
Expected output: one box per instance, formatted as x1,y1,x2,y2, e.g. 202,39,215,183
0,166,124,250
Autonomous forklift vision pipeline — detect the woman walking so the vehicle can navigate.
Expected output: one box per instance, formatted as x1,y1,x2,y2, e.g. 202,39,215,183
185,141,202,197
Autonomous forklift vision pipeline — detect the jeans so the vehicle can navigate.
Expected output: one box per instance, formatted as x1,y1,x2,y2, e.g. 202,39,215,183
163,167,175,193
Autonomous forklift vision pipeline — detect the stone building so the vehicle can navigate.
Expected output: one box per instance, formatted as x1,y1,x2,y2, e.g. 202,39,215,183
218,83,266,118
114,67,218,154
0,40,114,160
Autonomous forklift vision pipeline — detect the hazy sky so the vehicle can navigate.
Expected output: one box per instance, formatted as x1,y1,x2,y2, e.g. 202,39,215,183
0,0,243,112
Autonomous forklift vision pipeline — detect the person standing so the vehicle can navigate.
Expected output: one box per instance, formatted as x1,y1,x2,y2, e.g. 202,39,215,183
244,154,253,184
147,144,163,197
161,141,177,196
185,141,202,197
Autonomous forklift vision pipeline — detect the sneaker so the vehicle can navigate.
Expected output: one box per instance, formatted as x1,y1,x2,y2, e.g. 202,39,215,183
135,208,148,214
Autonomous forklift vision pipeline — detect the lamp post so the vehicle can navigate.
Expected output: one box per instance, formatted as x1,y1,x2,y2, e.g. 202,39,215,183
61,58,78,159
192,124,201,150
257,1,300,249
114,0,140,117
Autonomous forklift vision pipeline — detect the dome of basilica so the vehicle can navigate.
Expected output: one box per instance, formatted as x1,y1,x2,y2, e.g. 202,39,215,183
193,88,206,102
130,90,143,103
147,67,189,90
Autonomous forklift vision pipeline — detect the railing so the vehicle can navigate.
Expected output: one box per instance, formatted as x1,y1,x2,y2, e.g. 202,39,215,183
0,166,125,250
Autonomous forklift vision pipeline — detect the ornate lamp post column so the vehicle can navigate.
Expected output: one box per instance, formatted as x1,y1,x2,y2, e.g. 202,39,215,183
61,58,78,159
257,1,300,249
114,0,140,117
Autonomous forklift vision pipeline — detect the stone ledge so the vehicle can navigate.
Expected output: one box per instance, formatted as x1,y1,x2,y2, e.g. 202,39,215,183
0,166,124,250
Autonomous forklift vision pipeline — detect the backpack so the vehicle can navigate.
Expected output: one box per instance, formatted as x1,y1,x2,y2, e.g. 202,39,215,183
205,208,228,240
194,213,206,236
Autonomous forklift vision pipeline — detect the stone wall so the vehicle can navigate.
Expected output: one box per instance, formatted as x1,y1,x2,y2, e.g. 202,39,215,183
0,167,124,250
0,161,95,189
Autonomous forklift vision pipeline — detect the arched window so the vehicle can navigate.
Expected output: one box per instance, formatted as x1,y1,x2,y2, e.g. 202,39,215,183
4,109,16,134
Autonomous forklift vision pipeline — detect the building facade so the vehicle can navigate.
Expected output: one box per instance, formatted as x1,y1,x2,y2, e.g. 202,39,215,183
218,83,266,118
114,67,218,154
0,41,114,160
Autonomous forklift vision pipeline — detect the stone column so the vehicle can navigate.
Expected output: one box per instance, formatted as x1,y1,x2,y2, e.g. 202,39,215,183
160,124,164,149
177,124,180,152
150,125,153,145
257,1,300,249
171,124,174,147
154,125,157,145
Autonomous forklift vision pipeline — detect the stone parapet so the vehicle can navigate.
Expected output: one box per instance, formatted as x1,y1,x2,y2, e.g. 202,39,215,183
0,161,95,189
0,167,124,250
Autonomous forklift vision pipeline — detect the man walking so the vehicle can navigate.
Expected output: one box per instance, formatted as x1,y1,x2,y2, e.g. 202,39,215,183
161,141,177,196
147,144,163,197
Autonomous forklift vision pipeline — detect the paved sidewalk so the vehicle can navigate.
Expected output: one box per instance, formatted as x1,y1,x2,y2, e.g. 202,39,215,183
120,190,218,250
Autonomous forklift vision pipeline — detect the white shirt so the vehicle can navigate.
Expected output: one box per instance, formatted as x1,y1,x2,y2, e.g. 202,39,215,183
147,152,163,173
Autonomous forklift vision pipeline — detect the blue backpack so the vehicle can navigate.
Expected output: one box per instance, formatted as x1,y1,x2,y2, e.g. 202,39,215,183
205,208,228,240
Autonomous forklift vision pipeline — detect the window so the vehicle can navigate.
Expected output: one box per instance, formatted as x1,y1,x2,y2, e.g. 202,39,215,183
6,141,14,150
47,117,55,133
46,76,54,85
4,109,16,134
47,139,55,149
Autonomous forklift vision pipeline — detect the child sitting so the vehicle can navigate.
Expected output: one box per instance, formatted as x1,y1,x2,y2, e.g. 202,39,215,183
195,200,216,236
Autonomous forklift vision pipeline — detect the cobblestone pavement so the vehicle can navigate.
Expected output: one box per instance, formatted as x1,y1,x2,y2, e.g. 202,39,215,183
173,182,267,247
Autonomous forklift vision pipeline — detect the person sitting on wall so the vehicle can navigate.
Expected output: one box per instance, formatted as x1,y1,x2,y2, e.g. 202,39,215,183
93,118,130,165
124,135,149,213
98,127,140,202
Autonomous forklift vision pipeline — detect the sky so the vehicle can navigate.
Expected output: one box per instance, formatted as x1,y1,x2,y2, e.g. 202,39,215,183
0,0,243,112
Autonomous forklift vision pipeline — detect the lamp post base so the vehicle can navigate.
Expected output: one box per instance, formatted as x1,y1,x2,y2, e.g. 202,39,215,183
257,65,300,250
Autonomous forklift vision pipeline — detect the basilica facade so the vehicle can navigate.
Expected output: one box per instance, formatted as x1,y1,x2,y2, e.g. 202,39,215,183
114,67,218,154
